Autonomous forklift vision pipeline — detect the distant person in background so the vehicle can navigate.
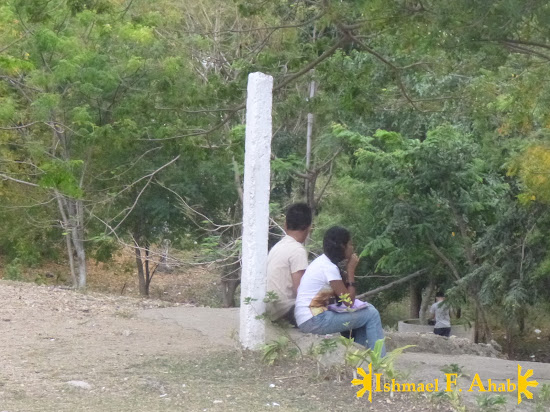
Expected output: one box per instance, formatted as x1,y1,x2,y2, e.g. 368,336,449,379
430,291,451,337
266,203,312,325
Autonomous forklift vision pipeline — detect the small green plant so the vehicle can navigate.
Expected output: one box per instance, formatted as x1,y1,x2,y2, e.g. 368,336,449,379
431,389,467,412
476,394,507,412
369,339,415,378
535,383,550,412
242,296,268,320
337,336,366,368
5,259,22,281
441,364,470,379
263,291,279,303
308,338,339,360
308,337,340,377
338,338,415,396
243,297,257,305
261,336,290,365
338,293,353,306
431,364,469,412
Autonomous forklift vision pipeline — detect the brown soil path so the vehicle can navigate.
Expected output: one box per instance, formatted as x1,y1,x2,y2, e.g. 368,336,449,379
1,281,548,412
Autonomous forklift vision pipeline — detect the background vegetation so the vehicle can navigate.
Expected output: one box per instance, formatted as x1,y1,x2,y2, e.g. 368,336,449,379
1,0,550,357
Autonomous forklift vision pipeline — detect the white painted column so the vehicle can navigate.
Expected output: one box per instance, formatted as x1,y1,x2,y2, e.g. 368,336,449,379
239,72,273,350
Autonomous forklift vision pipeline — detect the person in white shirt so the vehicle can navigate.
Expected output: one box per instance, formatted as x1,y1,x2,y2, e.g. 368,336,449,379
430,291,451,337
295,226,385,351
266,203,312,324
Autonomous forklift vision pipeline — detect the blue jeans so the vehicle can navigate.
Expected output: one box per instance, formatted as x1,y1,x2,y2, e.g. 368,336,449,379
298,304,386,355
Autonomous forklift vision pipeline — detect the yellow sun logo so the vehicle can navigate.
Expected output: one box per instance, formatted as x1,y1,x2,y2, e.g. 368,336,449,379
517,364,539,404
351,363,373,402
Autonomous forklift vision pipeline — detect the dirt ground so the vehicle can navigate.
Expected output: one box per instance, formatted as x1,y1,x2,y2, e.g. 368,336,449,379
0,281,548,412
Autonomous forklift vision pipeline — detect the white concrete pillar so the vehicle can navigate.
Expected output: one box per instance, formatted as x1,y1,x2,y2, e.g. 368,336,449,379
239,72,273,350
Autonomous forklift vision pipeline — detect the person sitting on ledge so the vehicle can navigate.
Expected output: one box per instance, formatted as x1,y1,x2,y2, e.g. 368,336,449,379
294,226,385,352
266,203,312,325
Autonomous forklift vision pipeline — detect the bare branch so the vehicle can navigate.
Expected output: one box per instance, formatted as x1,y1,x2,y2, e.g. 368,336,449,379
0,121,42,130
108,155,180,233
180,12,326,36
0,173,40,187
156,179,241,230
94,146,162,181
0,32,29,54
141,37,347,142
356,268,428,299
273,37,347,93
429,239,461,282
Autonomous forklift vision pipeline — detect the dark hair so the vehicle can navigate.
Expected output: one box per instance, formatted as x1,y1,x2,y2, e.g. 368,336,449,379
285,203,312,231
436,291,445,298
323,226,351,264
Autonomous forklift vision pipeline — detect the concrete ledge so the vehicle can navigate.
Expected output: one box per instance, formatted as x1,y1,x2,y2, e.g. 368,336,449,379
265,323,501,367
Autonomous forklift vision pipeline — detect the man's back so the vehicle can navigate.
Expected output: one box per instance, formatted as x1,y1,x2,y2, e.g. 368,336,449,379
430,301,451,328
266,235,308,320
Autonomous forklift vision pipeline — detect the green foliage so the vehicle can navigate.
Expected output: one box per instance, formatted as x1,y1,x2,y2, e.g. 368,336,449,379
263,291,279,304
535,383,550,412
5,259,22,281
475,394,507,412
431,364,469,412
440,364,468,379
309,338,339,359
39,160,84,198
261,336,291,365
1,0,550,326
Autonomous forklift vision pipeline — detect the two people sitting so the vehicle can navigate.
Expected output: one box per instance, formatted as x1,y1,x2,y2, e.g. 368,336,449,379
266,203,385,350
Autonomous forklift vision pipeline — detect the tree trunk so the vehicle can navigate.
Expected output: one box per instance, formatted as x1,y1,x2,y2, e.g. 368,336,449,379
73,234,87,288
518,307,526,333
56,192,78,287
158,239,172,273
419,280,435,324
69,198,87,288
305,79,316,199
56,192,87,288
221,260,241,307
144,244,155,296
409,281,423,319
222,278,241,307
134,245,147,296
505,324,513,356
473,298,492,343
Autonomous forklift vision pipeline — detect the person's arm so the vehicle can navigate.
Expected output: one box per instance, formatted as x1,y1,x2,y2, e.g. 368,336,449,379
330,253,360,306
289,246,308,296
429,304,436,320
291,270,305,295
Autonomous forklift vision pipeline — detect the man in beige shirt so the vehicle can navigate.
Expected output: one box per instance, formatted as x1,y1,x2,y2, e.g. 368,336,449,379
266,203,312,324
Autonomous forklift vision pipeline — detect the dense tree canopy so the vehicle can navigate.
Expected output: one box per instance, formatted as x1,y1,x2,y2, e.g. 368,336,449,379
1,0,550,342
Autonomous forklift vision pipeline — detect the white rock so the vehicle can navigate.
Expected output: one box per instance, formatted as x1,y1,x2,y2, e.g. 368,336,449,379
66,380,92,390
534,329,541,334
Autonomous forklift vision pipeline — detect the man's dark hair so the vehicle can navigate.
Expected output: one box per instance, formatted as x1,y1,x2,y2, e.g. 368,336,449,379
436,291,445,298
323,226,351,264
285,203,312,231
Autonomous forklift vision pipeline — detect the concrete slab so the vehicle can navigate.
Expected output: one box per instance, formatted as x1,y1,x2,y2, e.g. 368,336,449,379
139,306,550,410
